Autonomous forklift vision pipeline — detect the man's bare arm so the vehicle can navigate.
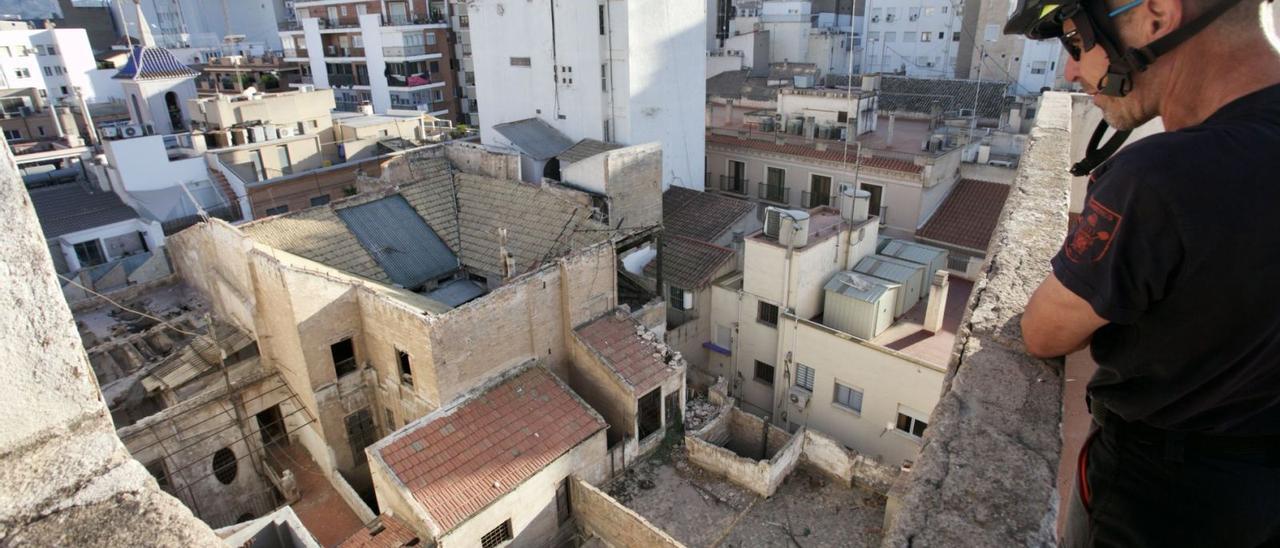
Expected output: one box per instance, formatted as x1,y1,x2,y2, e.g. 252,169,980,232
1022,273,1109,358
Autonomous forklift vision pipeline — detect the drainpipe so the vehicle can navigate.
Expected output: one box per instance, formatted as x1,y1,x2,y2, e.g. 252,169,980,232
773,227,798,425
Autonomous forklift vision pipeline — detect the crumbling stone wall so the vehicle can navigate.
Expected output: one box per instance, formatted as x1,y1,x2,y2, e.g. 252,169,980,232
570,477,685,548
801,429,898,496
0,141,222,545
685,408,804,498
881,93,1073,547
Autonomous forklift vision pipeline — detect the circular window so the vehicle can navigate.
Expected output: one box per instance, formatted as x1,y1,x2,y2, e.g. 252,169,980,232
212,447,238,485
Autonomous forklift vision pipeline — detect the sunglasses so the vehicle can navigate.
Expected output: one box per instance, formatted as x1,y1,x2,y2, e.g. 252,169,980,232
1056,0,1142,61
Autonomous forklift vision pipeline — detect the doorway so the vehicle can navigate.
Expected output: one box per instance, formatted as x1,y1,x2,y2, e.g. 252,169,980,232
164,91,183,132
256,405,287,446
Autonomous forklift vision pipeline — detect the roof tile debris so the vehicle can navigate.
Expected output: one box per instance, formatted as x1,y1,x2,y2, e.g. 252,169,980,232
558,139,624,165
662,187,755,242
28,183,142,238
916,179,1011,251
645,235,735,290
575,314,680,393
338,514,419,548
375,366,605,533
706,133,923,174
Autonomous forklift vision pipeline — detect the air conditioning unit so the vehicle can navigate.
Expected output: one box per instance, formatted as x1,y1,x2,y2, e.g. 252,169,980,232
298,84,316,93
277,126,296,138
249,126,266,143
909,14,918,20
121,124,142,138
788,386,811,409
871,16,879,22
886,14,895,21
763,206,784,239
763,207,811,247
264,126,279,140
100,126,119,139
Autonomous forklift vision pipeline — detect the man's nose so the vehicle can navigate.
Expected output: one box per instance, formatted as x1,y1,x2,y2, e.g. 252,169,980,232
1064,54,1082,84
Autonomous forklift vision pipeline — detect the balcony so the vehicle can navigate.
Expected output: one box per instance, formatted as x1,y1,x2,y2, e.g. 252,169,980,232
802,190,835,209
718,174,747,195
278,20,302,31
283,48,308,58
382,13,446,26
382,45,434,57
758,181,790,204
881,92,1081,545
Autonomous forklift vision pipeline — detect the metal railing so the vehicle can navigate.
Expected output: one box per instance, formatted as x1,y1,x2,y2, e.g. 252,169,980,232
282,48,307,58
719,174,747,194
802,190,835,208
278,20,302,31
383,13,447,26
161,204,243,235
758,182,790,204
383,44,427,57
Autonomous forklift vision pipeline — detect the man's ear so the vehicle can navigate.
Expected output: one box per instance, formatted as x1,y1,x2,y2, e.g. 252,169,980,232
1142,0,1185,40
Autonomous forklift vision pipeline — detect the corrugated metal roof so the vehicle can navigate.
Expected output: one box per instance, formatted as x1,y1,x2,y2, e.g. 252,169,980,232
28,183,142,238
423,278,487,307
880,240,947,266
854,254,923,284
825,271,896,302
558,139,624,165
492,118,575,161
335,195,459,289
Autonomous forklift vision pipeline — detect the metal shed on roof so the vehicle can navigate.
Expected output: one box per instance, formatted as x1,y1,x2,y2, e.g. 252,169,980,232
491,118,575,161
823,271,899,340
335,195,460,290
854,254,927,318
879,239,948,296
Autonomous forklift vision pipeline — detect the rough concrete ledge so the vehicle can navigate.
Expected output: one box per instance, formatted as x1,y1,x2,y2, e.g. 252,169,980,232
881,92,1074,548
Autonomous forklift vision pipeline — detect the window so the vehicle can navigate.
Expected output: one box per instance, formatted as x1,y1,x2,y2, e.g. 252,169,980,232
939,31,946,39
601,63,607,91
897,409,928,438
426,32,437,45
43,66,52,77
36,126,44,136
638,388,662,439
339,4,348,15
510,56,531,67
429,60,440,73
0,46,9,57
757,301,778,327
397,349,413,386
837,110,848,123
353,35,363,48
834,382,863,413
480,520,512,548
345,408,377,463
54,66,63,75
921,32,932,42
59,86,67,95
1030,61,1048,74
942,6,949,13
212,447,238,484
145,460,171,491
954,31,962,42
73,240,106,267
459,15,469,27
598,4,606,34
331,337,356,378
765,165,785,187
2,129,20,140
309,195,330,207
669,286,690,311
264,204,289,216
794,364,815,391
754,360,775,385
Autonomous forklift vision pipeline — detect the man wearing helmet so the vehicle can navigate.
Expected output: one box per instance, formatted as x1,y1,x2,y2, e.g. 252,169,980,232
1012,0,1280,542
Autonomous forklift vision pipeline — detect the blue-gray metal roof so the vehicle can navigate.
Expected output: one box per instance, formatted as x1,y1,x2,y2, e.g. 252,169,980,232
28,183,141,238
825,271,896,302
880,239,947,266
423,278,487,307
854,254,923,284
335,195,459,289
491,118,575,161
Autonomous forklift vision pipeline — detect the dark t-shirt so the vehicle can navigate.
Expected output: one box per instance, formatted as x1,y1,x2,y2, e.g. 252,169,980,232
1052,83,1280,435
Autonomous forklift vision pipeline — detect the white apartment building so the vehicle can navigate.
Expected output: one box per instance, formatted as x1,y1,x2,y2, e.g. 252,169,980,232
468,0,706,191
111,0,290,52
704,192,958,467
862,0,965,78
277,0,464,121
0,26,103,103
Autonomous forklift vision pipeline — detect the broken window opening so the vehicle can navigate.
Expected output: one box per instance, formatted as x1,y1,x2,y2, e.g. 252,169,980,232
345,408,377,464
331,338,357,378
637,388,662,441
397,349,413,386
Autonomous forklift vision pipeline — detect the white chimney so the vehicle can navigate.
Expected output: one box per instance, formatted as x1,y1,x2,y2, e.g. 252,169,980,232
359,102,374,116
886,113,896,146
923,270,950,334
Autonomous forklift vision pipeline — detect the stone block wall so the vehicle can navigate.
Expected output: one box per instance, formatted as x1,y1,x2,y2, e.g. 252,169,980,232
881,92,1074,547
570,477,685,548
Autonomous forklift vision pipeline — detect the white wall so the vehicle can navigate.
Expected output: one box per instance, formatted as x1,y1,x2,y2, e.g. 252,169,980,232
1015,39,1064,94
862,0,961,77
0,28,102,103
114,0,286,51
470,0,704,191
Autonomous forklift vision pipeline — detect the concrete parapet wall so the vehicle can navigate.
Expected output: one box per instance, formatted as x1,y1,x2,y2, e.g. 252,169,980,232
881,92,1073,547
570,476,685,548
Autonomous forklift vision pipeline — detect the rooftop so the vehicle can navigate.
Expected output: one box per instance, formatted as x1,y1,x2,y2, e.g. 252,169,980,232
373,365,607,533
112,46,198,81
869,277,974,365
558,138,625,165
749,207,858,249
491,117,575,161
28,183,141,238
706,133,923,174
916,179,1012,252
644,235,736,290
706,70,778,102
878,75,1010,119
337,514,420,548
334,112,426,128
575,313,681,393
662,186,755,242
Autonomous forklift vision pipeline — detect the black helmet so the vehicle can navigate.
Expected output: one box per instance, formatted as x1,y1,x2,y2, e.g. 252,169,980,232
1004,0,1078,39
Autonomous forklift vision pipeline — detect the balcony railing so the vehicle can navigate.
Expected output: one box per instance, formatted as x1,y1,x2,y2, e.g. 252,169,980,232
802,190,835,209
719,174,747,195
383,13,447,26
278,20,302,31
383,44,427,57
283,48,307,58
758,182,790,204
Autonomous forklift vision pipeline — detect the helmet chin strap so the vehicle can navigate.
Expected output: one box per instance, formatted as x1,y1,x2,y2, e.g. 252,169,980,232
1071,120,1132,176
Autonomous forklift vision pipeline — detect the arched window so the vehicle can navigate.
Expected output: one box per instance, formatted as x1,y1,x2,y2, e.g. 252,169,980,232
164,91,184,132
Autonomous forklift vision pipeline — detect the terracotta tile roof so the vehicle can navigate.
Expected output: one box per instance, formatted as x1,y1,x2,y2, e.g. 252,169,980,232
644,235,735,289
663,187,755,242
706,133,923,174
375,366,605,534
575,314,676,393
915,179,1011,252
338,514,419,548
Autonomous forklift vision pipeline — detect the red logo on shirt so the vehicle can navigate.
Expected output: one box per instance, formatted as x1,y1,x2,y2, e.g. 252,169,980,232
1066,197,1122,263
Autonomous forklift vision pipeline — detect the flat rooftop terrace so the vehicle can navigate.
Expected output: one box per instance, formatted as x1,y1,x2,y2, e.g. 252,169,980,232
870,278,973,366
608,451,885,547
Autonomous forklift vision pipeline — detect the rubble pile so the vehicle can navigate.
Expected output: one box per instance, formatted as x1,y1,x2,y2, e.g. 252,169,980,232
684,397,720,432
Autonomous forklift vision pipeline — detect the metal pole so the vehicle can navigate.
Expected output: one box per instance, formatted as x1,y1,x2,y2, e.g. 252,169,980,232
970,44,983,149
